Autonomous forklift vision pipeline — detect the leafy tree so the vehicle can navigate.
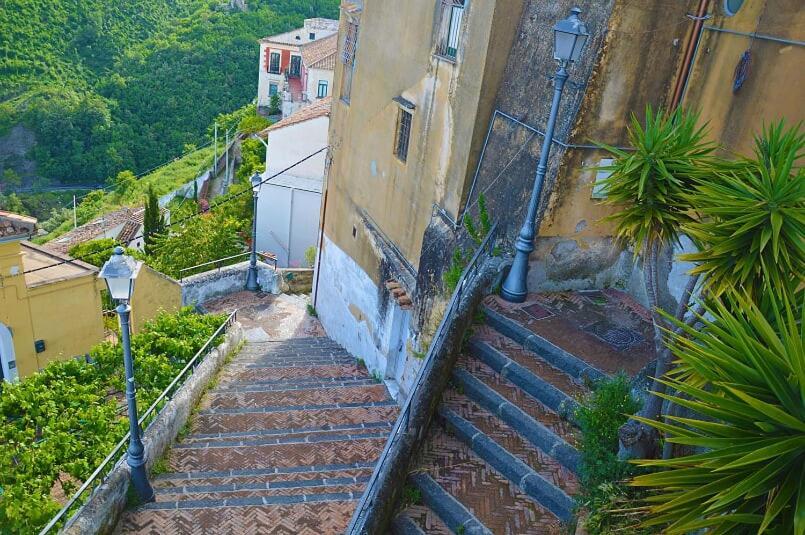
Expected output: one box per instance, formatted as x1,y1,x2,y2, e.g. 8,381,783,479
2,168,22,189
112,169,136,197
0,192,27,214
67,238,142,268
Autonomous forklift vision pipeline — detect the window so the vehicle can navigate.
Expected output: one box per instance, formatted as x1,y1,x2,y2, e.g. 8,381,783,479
269,83,278,96
340,21,359,102
309,32,316,40
317,80,329,98
394,108,413,163
269,52,281,74
723,0,744,16
436,0,466,60
289,55,302,77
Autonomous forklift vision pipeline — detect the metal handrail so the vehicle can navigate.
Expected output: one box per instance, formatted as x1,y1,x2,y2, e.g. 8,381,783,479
39,311,238,535
178,252,278,281
346,223,499,533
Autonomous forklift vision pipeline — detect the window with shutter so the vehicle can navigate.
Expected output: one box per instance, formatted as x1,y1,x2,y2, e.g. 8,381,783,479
436,0,466,60
340,21,359,102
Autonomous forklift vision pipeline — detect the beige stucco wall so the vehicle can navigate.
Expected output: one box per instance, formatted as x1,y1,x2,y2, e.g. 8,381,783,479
130,265,182,334
325,0,525,283
683,1,805,155
0,240,37,378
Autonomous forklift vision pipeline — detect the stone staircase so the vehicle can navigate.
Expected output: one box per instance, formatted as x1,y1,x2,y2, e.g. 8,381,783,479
393,290,655,534
118,336,398,534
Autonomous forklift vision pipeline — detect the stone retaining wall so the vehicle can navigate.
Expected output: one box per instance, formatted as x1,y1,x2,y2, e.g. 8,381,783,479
180,261,280,307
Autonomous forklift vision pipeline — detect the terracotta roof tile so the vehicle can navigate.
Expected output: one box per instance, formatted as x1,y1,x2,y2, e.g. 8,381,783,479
301,34,338,70
43,206,145,255
261,97,332,134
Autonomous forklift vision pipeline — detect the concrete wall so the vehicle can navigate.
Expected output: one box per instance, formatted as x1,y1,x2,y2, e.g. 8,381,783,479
265,116,329,179
180,260,280,307
130,265,182,334
257,184,321,268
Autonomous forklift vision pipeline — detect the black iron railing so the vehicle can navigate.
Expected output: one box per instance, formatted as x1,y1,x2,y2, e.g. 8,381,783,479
178,252,278,281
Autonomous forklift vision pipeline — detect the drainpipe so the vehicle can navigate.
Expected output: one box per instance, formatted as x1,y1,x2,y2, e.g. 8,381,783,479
670,0,711,109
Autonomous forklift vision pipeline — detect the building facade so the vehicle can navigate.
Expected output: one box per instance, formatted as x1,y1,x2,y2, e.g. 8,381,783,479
257,18,339,116
313,0,803,398
256,98,330,268
0,211,105,381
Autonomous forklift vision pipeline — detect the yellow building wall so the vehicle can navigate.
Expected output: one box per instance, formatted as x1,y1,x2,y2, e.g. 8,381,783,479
0,240,37,378
130,265,182,333
325,0,525,282
27,276,105,368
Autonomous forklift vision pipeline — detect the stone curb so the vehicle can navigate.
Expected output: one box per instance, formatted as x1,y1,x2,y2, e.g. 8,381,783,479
63,322,244,535
154,461,377,482
452,368,580,474
439,406,574,522
482,307,608,383
469,339,581,424
142,491,358,510
409,472,492,535
390,513,427,535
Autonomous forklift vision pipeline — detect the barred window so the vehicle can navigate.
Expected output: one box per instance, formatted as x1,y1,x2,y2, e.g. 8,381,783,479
436,0,465,60
340,21,359,102
394,109,413,163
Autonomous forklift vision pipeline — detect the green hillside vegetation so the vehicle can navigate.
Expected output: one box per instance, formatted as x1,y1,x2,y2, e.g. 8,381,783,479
0,0,338,187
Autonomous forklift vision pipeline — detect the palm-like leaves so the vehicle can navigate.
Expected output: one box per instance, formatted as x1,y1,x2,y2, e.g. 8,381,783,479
597,106,716,255
629,291,805,535
681,121,804,298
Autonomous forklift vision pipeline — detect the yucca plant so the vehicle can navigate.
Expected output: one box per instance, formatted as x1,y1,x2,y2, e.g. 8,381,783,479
629,290,804,535
682,121,804,300
596,106,717,458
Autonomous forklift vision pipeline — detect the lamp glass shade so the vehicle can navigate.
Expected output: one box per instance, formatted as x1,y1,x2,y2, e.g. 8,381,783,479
250,172,263,193
553,7,589,63
99,246,142,301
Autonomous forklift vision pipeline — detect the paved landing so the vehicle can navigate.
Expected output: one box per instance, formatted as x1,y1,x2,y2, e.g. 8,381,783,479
117,336,397,535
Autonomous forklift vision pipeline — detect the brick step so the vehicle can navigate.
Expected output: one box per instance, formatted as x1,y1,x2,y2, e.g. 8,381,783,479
167,437,388,472
182,420,394,444
196,399,397,416
155,482,367,503
153,463,376,489
441,388,579,497
392,506,452,535
233,347,351,359
452,365,580,472
199,384,391,410
118,500,358,533
231,356,356,368
191,404,399,434
141,491,362,512
173,429,390,451
469,335,583,422
413,425,563,534
210,376,379,392
482,306,608,383
217,363,369,384
457,355,579,449
409,472,491,535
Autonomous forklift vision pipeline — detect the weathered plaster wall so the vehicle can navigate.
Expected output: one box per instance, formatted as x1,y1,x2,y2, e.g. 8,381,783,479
0,240,35,378
130,265,182,333
683,1,804,155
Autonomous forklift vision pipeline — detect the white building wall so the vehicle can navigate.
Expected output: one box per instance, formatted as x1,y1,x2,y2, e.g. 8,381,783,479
305,67,334,100
265,116,329,179
257,42,286,109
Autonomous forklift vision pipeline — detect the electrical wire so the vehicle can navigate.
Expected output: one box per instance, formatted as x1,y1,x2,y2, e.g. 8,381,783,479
21,146,328,275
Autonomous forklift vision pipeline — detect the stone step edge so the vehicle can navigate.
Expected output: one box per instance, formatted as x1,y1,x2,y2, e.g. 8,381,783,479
174,429,389,450
196,399,397,416
439,406,575,523
155,475,372,495
409,472,492,535
184,420,394,442
452,369,580,474
391,513,427,535
482,307,608,383
153,461,377,483
469,339,581,425
211,377,379,392
139,491,360,511
239,359,358,369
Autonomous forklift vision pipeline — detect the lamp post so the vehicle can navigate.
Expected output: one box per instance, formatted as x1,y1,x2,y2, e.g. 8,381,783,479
245,171,263,291
501,7,589,303
98,247,154,502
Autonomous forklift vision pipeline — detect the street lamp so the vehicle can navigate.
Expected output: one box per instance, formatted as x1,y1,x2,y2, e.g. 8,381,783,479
245,171,263,291
98,247,154,502
500,7,589,303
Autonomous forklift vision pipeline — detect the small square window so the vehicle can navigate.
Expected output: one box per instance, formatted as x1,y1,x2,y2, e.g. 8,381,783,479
269,83,278,96
394,109,413,163
310,32,316,40
317,80,329,98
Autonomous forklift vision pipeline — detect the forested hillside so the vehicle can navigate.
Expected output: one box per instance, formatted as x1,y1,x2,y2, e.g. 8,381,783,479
0,0,338,187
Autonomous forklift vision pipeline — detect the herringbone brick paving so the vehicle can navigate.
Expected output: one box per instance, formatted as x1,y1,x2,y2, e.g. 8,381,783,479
118,336,397,534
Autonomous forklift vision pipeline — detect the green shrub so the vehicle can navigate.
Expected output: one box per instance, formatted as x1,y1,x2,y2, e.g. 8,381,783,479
575,374,642,493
